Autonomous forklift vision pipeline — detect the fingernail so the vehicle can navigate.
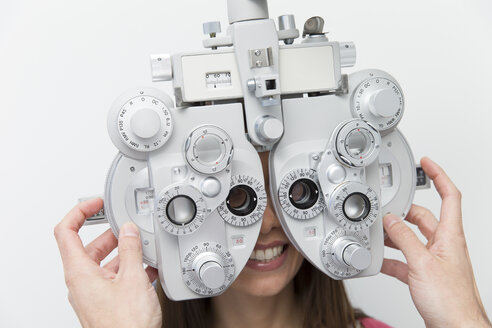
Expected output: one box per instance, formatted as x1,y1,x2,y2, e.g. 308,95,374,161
120,223,139,237
383,214,400,229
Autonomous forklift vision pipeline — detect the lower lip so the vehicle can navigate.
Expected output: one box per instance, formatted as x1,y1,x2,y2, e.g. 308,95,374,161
245,245,289,272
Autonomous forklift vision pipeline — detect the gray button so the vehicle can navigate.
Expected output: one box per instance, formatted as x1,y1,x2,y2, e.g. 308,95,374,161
327,164,346,184
201,177,221,198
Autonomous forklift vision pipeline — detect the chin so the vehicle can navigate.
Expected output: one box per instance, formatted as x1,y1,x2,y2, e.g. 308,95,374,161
230,244,304,297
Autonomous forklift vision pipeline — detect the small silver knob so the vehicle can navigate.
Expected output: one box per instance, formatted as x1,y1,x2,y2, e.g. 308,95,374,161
278,14,296,31
255,116,284,143
203,21,221,37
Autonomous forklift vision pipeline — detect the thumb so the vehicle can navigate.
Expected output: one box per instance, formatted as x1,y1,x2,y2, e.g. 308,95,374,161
117,223,144,277
383,214,429,265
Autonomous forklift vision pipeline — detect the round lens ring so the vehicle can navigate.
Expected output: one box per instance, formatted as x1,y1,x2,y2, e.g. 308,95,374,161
166,195,197,225
288,178,319,210
342,193,370,222
226,185,258,217
345,129,371,158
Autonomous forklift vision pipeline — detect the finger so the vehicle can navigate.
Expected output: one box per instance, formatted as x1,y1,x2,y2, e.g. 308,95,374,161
85,229,118,264
405,204,438,240
383,214,430,265
420,157,462,226
103,256,120,273
381,258,409,284
145,266,158,283
384,237,399,250
54,198,104,267
117,223,144,278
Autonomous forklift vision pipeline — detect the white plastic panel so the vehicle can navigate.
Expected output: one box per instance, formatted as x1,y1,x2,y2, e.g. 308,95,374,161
181,53,243,102
279,45,337,94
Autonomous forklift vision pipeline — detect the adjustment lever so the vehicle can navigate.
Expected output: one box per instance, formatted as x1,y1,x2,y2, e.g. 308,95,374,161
416,165,431,190
78,196,108,226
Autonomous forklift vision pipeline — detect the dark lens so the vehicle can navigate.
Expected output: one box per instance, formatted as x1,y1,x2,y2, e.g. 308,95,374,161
226,185,258,216
288,179,319,210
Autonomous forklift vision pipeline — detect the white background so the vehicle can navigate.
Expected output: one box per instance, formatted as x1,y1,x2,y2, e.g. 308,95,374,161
1,0,491,327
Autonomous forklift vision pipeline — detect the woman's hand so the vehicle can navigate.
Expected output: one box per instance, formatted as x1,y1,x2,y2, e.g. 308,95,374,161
382,157,491,328
54,198,162,328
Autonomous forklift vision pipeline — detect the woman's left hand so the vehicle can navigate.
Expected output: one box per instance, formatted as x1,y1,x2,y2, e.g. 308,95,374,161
381,157,491,328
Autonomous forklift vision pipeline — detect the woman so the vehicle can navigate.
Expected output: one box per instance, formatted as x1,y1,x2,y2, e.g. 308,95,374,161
54,154,491,328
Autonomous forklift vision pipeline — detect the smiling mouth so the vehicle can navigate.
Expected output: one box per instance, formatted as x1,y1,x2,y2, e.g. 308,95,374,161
249,244,288,263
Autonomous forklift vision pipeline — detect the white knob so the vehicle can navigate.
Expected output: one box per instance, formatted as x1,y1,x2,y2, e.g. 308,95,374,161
203,21,221,35
334,238,371,271
343,243,371,271
366,88,400,118
130,108,161,139
255,116,284,142
199,261,226,289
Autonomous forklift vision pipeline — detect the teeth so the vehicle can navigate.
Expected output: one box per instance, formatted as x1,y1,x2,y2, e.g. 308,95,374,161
249,245,285,262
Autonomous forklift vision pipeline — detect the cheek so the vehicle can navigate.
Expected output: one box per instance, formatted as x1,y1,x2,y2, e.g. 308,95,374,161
231,246,305,297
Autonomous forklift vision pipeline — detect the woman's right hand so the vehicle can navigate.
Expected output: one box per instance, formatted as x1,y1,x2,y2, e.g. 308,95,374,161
54,198,162,328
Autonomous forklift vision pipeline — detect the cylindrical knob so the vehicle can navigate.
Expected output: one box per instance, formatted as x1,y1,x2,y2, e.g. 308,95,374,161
279,15,296,31
199,261,226,289
343,243,371,271
255,116,284,143
227,0,269,24
366,89,401,118
334,238,371,271
203,21,221,36
130,108,161,139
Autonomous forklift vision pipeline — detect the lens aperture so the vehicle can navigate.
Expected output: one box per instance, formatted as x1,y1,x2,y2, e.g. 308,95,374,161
342,193,370,222
226,185,258,217
289,178,319,210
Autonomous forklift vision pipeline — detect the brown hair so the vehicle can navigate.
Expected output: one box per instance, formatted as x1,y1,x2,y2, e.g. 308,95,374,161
157,260,363,328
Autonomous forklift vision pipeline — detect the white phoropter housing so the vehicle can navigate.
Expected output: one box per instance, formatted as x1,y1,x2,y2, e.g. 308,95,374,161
83,0,430,300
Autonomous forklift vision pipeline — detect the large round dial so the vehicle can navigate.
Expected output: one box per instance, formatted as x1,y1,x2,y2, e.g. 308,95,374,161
328,182,380,231
156,185,207,235
278,169,325,220
218,175,267,226
333,119,381,168
320,228,371,278
182,241,235,296
116,91,173,152
184,125,234,175
351,76,404,132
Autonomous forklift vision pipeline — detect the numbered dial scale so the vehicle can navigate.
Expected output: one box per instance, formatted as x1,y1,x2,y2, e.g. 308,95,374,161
156,185,207,235
218,175,267,226
278,168,326,220
185,125,234,175
351,75,404,132
320,228,371,278
182,242,235,296
117,92,173,152
328,182,380,231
